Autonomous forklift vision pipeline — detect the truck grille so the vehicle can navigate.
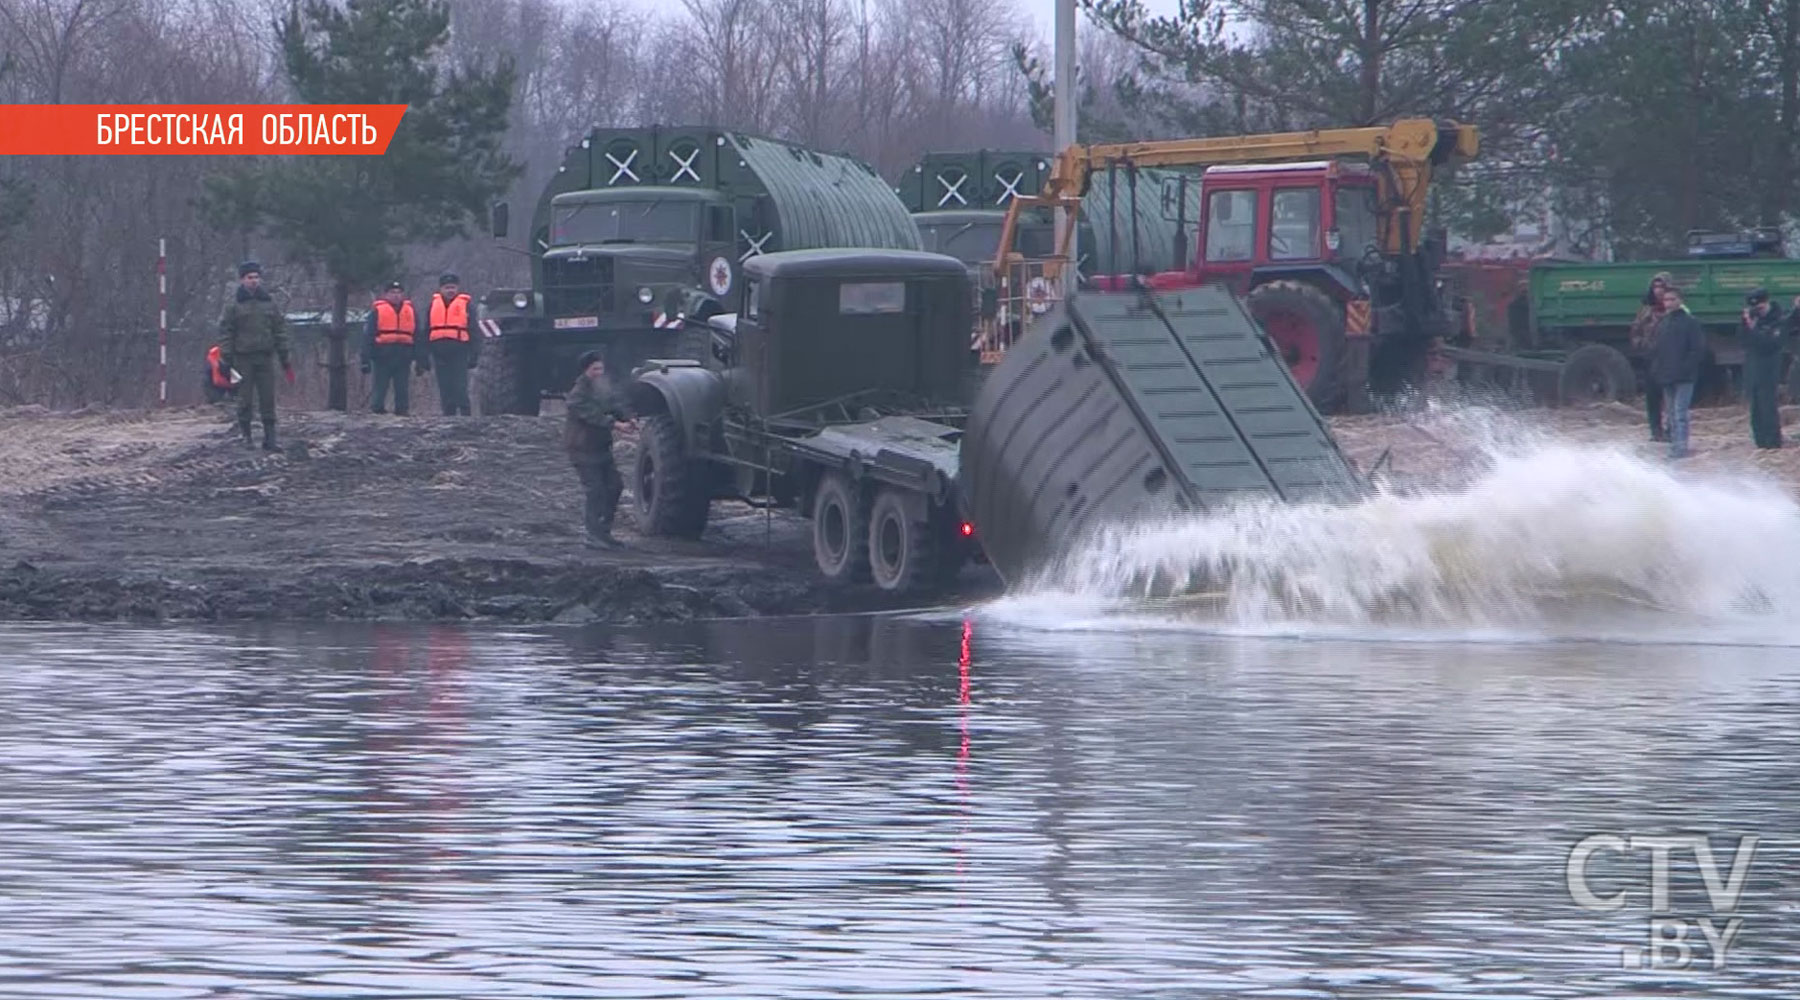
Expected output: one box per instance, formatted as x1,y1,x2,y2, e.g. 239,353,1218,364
543,256,614,317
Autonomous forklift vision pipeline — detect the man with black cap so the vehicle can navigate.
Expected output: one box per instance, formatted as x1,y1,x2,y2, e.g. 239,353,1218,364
564,350,636,547
426,272,479,415
362,279,425,415
217,260,293,450
1740,287,1784,449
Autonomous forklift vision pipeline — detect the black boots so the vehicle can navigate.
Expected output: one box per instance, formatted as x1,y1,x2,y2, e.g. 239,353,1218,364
238,420,253,447
261,420,279,453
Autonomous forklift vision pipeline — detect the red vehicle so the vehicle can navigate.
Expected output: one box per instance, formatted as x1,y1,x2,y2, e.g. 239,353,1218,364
989,120,1480,414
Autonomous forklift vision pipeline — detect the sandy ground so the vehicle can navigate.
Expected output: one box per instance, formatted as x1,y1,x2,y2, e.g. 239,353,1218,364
1,391,1795,623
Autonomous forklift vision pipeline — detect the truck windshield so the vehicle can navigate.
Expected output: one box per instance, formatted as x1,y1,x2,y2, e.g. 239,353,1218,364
921,220,1054,263
1333,185,1381,260
552,200,699,246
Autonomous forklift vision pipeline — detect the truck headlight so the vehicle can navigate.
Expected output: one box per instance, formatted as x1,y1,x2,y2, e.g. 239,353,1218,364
637,286,654,305
512,292,529,310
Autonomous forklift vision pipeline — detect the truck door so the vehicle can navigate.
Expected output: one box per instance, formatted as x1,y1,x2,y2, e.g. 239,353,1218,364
1197,186,1258,295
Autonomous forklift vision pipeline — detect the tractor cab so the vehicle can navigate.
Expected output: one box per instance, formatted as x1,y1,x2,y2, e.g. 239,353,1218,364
720,249,977,418
1686,228,1787,259
1188,161,1381,292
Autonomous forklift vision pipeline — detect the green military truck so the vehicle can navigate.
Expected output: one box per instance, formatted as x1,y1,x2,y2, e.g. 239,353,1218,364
897,150,1203,354
479,126,924,415
1444,229,1800,404
624,249,982,594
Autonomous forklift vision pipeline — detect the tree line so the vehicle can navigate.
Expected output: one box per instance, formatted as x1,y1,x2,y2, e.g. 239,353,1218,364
0,0,1794,407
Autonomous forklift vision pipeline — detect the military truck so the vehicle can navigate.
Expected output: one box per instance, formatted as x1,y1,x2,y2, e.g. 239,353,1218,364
1441,228,1800,405
899,151,1207,360
479,126,925,415
624,249,982,594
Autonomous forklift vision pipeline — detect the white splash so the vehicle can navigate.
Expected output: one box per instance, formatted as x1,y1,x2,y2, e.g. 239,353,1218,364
992,407,1800,639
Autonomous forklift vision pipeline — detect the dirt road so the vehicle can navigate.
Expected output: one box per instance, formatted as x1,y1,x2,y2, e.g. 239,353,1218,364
1,395,1794,624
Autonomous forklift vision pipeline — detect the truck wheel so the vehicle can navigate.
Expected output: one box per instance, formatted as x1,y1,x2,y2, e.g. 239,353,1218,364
1559,343,1637,405
476,343,538,416
812,473,870,584
632,413,710,538
868,487,936,594
1246,280,1348,413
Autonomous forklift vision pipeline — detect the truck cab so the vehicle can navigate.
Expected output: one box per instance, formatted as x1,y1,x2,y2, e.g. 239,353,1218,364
626,248,981,593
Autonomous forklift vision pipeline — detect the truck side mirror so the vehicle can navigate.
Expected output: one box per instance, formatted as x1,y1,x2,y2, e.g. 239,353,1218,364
491,202,510,240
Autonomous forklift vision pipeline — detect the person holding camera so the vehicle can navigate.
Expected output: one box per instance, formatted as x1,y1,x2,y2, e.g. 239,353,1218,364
1741,287,1784,449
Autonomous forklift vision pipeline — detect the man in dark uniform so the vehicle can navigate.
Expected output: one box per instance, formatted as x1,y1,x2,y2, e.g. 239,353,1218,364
218,260,293,450
426,272,479,415
1740,287,1784,449
565,350,636,548
361,280,425,415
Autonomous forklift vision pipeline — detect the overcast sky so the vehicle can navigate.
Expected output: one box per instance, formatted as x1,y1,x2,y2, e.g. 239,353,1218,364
1020,0,1185,42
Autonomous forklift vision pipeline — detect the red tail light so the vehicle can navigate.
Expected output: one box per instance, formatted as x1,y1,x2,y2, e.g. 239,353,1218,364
960,521,975,537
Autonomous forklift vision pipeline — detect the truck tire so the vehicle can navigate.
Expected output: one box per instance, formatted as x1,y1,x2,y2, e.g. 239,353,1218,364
476,343,538,416
1559,343,1637,405
631,413,710,538
812,473,870,584
1246,280,1348,413
868,487,936,595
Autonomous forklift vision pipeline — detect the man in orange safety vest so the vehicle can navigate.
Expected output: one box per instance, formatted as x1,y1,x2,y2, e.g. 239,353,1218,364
426,272,479,415
361,280,425,415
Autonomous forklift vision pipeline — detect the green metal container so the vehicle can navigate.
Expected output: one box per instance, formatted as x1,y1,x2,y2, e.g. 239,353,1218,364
1529,258,1800,331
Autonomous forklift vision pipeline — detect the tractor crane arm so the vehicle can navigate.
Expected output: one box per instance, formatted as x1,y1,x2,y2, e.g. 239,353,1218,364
991,118,1479,277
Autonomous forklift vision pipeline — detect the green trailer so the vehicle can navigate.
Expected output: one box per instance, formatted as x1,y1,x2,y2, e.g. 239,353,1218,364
1443,234,1800,405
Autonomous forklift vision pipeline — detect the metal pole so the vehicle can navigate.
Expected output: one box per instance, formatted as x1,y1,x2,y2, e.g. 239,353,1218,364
1053,0,1076,296
157,238,168,407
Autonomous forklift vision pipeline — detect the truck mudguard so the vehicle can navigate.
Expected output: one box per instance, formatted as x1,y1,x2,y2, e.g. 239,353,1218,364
626,363,728,452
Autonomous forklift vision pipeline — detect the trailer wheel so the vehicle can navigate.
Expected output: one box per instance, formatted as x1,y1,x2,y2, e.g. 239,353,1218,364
812,473,871,584
476,341,539,416
632,414,710,538
1246,280,1348,413
868,487,937,594
1559,343,1637,405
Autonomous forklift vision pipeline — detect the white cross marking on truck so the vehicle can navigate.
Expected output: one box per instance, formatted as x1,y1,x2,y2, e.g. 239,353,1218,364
936,173,968,207
606,149,639,184
739,230,771,261
995,169,1024,204
670,147,700,183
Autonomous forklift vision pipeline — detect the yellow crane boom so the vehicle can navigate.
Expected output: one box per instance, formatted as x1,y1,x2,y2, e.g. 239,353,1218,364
992,118,1479,276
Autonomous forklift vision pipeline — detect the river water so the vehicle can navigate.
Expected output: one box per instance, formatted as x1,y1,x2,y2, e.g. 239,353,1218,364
6,436,1800,998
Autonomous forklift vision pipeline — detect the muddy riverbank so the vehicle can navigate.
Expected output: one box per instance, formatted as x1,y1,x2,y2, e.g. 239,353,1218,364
2,394,1795,624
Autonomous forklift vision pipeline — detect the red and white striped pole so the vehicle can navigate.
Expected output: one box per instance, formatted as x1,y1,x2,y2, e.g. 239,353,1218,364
157,238,167,406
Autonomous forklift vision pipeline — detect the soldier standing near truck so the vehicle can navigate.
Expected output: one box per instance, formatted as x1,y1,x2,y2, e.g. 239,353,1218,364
362,280,424,416
427,273,478,415
1629,271,1673,442
565,350,636,548
1740,288,1784,449
218,261,293,451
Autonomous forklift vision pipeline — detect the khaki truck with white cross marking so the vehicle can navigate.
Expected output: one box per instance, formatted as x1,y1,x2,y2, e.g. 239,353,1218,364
479,126,926,414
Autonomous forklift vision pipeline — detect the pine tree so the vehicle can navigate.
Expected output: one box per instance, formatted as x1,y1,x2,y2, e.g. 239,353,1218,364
206,0,519,411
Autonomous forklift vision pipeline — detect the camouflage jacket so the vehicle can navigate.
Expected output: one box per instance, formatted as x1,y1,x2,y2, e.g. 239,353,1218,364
218,286,291,363
564,373,631,463
1628,304,1665,354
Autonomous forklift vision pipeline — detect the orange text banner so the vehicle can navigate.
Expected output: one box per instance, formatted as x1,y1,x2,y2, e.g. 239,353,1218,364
0,105,408,155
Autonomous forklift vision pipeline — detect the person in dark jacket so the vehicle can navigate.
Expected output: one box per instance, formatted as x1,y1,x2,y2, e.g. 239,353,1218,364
1630,271,1674,441
1651,285,1707,459
361,280,426,415
564,351,636,547
217,261,293,450
1740,288,1784,449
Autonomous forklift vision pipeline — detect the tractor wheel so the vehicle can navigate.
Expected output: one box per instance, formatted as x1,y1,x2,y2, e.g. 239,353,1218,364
476,342,538,416
868,487,937,595
812,473,870,585
631,413,710,538
1246,280,1348,413
1559,343,1638,405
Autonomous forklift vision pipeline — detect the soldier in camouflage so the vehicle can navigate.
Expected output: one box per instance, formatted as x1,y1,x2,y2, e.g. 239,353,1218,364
564,351,637,547
217,261,293,451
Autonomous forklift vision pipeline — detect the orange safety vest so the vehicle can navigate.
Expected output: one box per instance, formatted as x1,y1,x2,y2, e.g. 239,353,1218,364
429,293,470,343
372,299,417,345
206,345,231,388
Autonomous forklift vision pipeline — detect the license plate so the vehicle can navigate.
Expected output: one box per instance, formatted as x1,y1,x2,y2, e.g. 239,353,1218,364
554,316,599,330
